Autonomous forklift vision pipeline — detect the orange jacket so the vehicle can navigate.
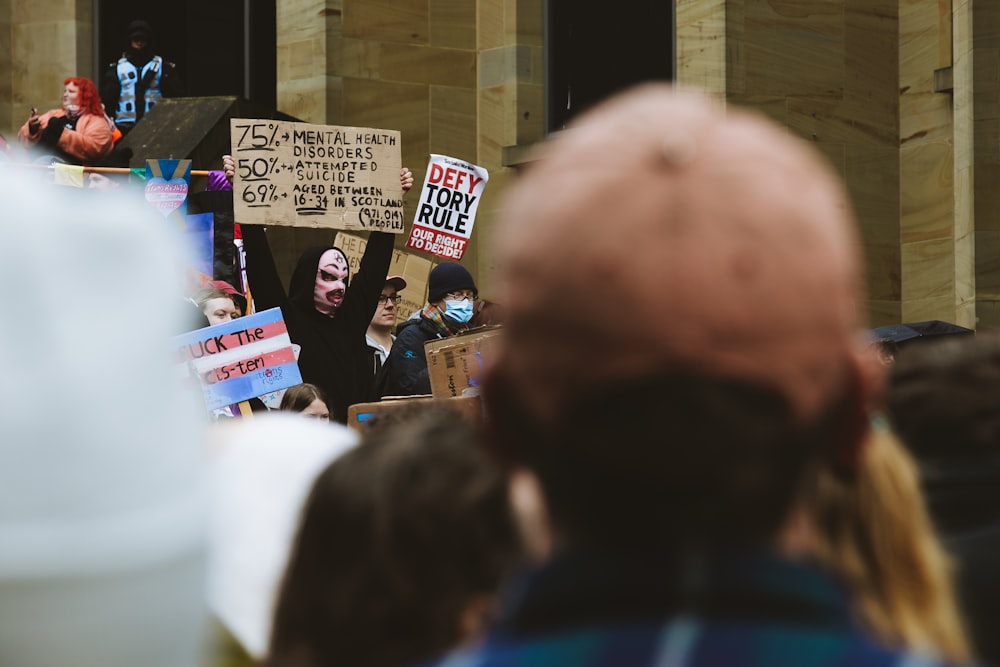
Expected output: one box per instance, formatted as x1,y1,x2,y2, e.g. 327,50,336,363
18,108,115,165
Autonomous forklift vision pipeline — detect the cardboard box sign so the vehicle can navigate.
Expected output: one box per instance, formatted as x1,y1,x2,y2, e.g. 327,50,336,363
347,394,482,432
424,326,502,399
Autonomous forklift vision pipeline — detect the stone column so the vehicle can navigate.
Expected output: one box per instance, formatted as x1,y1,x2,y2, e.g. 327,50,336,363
676,0,902,327
276,0,338,124
676,0,727,96
475,0,545,289
956,0,1000,329
899,0,967,327
2,0,93,141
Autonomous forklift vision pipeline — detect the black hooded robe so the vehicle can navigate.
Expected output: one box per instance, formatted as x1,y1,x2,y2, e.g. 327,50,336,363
242,225,394,423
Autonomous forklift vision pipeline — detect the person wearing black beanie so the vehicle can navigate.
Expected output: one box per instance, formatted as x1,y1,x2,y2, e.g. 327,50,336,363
99,19,183,136
377,262,478,397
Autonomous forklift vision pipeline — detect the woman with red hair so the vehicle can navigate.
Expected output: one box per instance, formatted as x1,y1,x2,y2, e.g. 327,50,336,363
18,76,116,165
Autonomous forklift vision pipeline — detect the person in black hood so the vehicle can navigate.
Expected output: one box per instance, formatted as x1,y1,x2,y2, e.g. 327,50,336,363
229,159,415,423
100,19,183,135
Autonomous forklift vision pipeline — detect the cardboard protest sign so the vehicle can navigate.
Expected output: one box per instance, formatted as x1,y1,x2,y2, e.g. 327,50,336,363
406,154,488,260
424,326,502,398
146,159,191,224
230,119,404,233
334,232,432,321
175,307,302,410
347,395,482,432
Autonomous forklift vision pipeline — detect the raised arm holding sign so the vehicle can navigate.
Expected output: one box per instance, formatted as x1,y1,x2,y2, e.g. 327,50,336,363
225,141,414,423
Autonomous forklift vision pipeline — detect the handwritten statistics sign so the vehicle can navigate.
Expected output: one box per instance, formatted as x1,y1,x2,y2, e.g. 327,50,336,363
405,154,488,260
230,119,405,233
175,308,302,410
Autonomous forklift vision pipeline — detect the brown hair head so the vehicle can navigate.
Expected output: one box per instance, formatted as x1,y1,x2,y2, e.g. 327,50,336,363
279,383,330,415
64,76,104,117
809,428,970,661
267,406,520,667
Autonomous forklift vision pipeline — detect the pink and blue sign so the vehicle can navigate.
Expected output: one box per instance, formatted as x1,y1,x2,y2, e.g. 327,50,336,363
174,307,302,410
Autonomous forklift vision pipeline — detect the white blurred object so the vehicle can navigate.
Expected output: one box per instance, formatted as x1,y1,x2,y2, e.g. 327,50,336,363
206,413,358,658
0,174,208,667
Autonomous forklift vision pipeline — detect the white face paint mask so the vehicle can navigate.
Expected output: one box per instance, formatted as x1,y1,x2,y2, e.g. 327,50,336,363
313,249,349,317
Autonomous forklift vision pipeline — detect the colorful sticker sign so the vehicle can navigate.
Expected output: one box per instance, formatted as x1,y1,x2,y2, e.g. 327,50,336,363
175,307,302,410
405,154,488,260
145,159,191,222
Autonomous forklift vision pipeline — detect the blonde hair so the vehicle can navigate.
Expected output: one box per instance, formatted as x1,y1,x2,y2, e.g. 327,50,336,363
811,426,970,661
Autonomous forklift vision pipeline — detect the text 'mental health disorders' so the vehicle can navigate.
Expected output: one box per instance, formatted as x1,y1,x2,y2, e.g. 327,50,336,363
230,119,405,233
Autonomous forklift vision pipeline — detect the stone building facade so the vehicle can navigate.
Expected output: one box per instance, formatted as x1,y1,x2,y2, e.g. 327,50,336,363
1,0,998,328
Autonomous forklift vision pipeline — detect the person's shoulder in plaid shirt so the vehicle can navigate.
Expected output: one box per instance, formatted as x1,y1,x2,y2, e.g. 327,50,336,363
423,551,966,667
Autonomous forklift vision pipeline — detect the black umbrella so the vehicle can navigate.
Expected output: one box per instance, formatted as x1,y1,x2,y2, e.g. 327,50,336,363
870,320,974,346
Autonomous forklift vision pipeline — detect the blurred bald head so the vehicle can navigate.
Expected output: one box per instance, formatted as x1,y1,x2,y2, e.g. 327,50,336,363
493,85,866,426
484,86,876,551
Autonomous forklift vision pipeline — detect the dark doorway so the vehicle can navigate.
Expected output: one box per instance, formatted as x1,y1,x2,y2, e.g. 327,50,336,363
96,0,276,109
546,1,674,132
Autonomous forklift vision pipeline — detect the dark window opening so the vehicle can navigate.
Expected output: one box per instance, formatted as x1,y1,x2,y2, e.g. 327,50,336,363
96,0,276,110
546,1,675,133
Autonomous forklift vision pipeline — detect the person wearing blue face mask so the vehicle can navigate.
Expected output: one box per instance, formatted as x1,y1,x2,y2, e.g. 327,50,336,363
377,262,478,398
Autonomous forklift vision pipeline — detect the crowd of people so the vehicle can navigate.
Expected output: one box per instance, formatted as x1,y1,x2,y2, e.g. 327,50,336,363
4,80,1000,667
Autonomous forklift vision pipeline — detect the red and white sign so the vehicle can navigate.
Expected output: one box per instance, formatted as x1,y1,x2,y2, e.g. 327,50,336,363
405,154,489,260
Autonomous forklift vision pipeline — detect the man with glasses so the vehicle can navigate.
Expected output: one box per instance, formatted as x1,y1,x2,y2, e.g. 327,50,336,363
366,275,407,377
377,262,477,397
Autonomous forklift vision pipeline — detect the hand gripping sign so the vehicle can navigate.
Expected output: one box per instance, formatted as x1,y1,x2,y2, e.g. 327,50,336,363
405,154,488,260
145,159,191,222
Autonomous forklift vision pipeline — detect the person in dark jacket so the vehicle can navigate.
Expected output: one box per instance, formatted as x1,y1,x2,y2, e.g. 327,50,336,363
99,20,182,136
378,262,477,397
242,233,389,424
886,333,1000,665
230,160,414,423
